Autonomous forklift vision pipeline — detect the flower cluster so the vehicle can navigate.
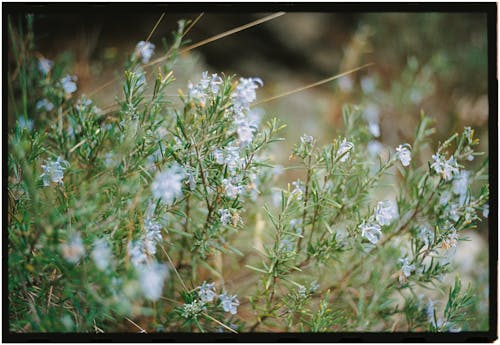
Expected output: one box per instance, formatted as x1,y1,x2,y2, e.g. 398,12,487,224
359,200,399,244
182,282,240,319
396,144,412,167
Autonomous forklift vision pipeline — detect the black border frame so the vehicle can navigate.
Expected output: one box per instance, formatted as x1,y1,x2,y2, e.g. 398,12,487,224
3,2,497,342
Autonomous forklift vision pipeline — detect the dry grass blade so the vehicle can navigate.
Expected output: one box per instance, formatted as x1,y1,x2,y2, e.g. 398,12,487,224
160,243,189,293
145,12,166,42
125,317,147,333
254,63,374,105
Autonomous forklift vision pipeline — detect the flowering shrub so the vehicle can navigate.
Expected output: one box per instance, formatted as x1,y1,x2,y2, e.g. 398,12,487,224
7,15,489,334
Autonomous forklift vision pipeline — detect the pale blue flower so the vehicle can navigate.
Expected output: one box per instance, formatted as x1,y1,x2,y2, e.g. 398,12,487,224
139,262,169,301
219,292,239,315
359,221,382,244
374,200,399,226
60,75,78,94
38,57,53,75
36,99,54,112
60,232,85,264
91,238,112,271
135,41,155,64
40,156,69,186
198,281,217,303
151,164,185,205
337,139,354,162
396,144,412,167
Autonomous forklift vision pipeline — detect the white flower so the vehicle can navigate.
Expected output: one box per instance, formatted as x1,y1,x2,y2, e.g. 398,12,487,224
138,262,169,301
439,191,452,206
310,280,320,292
128,240,148,267
60,75,78,94
182,300,206,319
359,221,382,244
452,170,470,205
236,118,255,145
399,257,415,277
222,178,244,199
300,134,314,145
337,139,354,162
298,285,307,298
151,164,185,205
144,218,162,256
60,232,85,264
218,209,233,225
441,228,458,250
198,281,217,303
396,144,412,167
135,41,155,64
374,200,399,226
41,156,69,186
91,238,112,271
231,77,263,113
219,292,239,315
417,225,434,247
361,76,375,94
338,76,353,92
291,179,304,200
38,57,53,75
36,98,54,112
368,122,380,138
431,153,459,181
483,204,489,218
213,144,242,174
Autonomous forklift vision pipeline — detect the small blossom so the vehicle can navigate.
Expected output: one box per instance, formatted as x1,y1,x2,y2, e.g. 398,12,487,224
41,156,69,186
359,221,382,244
151,164,185,205
431,153,459,181
483,204,489,218
213,145,242,174
300,134,314,145
338,76,353,92
291,179,304,200
290,218,303,235
368,122,380,138
36,99,55,112
235,118,255,145
361,76,376,94
298,285,307,298
399,257,416,277
219,208,233,225
60,232,85,264
337,139,354,162
198,281,217,303
439,191,452,206
60,75,78,94
310,280,320,292
38,57,53,75
128,240,148,267
417,225,434,247
144,218,162,256
135,41,155,64
374,200,399,226
279,238,294,253
222,178,244,199
452,170,470,205
231,77,263,113
219,292,239,315
139,262,169,301
18,117,34,132
396,144,412,167
91,238,112,271
441,228,459,250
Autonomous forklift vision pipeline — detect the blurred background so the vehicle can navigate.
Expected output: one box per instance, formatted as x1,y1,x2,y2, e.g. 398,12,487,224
12,9,490,329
